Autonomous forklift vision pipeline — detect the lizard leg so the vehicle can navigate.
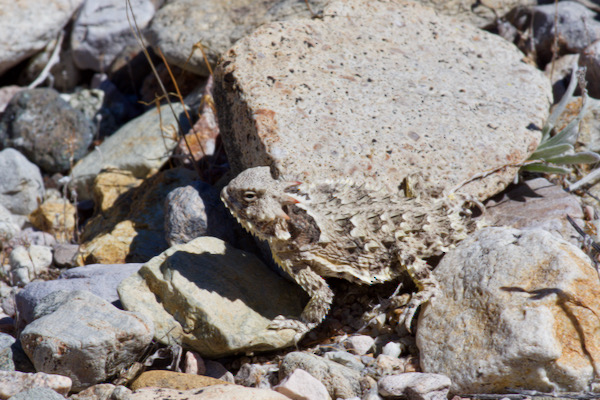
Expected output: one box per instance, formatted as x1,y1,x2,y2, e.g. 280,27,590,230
269,265,334,338
398,257,440,332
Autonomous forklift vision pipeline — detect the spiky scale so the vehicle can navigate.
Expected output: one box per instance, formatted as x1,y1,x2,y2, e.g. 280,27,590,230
221,166,481,336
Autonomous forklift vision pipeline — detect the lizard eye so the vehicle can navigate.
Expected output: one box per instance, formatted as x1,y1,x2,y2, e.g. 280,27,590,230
243,191,258,202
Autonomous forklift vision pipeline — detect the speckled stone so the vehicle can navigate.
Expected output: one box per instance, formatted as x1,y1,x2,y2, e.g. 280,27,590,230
417,227,600,393
214,0,552,202
0,88,94,174
145,0,328,76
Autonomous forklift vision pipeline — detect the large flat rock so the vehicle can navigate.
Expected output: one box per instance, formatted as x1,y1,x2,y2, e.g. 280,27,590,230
117,236,308,358
214,0,552,201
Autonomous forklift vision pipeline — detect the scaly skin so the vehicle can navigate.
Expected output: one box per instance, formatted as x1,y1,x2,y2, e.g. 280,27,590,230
221,166,481,336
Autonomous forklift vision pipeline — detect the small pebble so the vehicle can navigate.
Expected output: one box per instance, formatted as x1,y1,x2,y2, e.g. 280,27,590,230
274,368,332,400
345,334,375,355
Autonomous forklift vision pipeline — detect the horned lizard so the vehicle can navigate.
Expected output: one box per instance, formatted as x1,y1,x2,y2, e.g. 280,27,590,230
221,166,481,336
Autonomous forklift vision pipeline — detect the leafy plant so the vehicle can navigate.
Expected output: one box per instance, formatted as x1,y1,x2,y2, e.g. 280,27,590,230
521,64,600,174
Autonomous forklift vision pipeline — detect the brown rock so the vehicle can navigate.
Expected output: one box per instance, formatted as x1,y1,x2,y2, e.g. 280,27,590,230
129,370,231,391
130,385,289,400
418,227,600,393
485,177,583,244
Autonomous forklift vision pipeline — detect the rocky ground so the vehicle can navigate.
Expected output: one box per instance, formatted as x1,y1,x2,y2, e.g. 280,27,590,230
1,0,600,399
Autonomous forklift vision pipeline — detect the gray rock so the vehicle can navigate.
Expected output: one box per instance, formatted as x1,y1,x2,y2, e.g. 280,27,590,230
205,360,234,382
417,227,600,393
323,351,365,371
0,86,23,113
580,40,600,99
118,237,308,357
485,178,584,244
0,336,34,374
164,181,234,246
71,0,156,72
60,89,104,127
274,368,331,400
0,371,71,399
0,149,43,216
145,0,328,76
214,0,551,203
8,228,56,248
0,203,20,242
16,263,143,325
70,102,187,201
9,245,53,287
507,1,600,65
20,291,153,391
0,332,16,371
279,352,362,399
0,0,84,75
7,387,66,400
52,243,80,268
378,373,451,400
0,88,94,174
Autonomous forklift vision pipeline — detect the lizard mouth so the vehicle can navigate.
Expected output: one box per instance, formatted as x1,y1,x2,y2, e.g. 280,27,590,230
221,186,291,241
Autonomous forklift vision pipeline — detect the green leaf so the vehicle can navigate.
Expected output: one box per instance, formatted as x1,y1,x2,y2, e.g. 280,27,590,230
544,61,579,132
529,143,573,160
520,163,571,174
539,118,580,149
544,151,600,165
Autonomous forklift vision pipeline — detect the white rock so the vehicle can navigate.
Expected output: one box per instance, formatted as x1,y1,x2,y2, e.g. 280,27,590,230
9,245,53,287
0,148,44,216
71,0,156,72
184,351,206,375
0,203,20,242
214,0,552,202
378,373,451,400
0,370,71,399
381,342,402,359
418,227,600,393
0,0,84,75
274,368,332,400
345,335,375,356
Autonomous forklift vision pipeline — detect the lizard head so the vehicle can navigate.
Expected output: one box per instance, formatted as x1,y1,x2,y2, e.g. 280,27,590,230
221,166,302,241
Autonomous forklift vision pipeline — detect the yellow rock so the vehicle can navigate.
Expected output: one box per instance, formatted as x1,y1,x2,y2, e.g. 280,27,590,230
93,168,142,212
29,197,76,242
129,370,231,391
78,167,197,265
